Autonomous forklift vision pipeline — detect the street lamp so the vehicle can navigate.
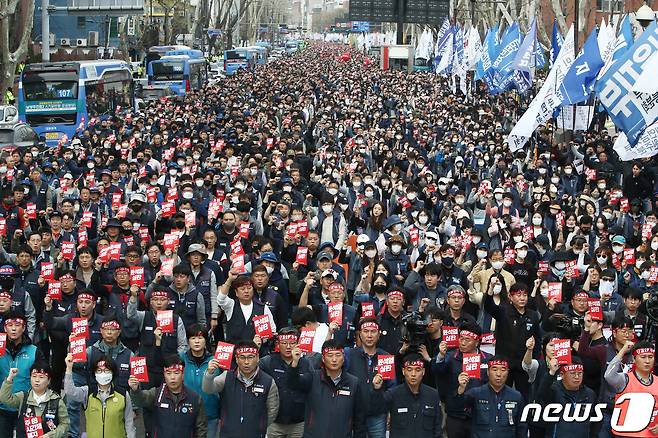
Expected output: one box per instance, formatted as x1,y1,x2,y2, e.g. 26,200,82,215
636,2,655,29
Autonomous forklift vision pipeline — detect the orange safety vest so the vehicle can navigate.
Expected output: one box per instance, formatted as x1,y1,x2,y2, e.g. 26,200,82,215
614,371,658,437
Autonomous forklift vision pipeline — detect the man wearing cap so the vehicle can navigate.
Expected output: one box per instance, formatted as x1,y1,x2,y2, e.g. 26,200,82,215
344,318,392,438
0,312,45,433
218,269,277,344
290,339,366,437
0,362,69,437
255,251,290,309
184,243,218,329
204,340,279,437
506,241,536,288
259,328,310,437
372,353,442,437
384,235,410,285
453,355,527,438
299,266,338,306
107,262,144,351
130,355,208,438
537,356,596,438
605,340,658,437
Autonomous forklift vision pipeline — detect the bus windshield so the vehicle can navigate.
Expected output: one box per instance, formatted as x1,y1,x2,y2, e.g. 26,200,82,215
22,71,78,100
150,61,185,80
226,51,247,60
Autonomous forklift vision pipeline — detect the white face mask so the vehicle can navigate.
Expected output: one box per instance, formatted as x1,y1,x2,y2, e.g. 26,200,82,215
503,200,512,207
491,261,505,270
517,250,527,259
353,181,362,188
87,162,95,169
365,249,377,258
322,205,333,214
600,280,614,295
195,179,204,188
477,250,487,259
407,193,417,201
532,217,542,226
494,194,503,201
493,284,502,295
564,168,572,175
391,244,402,254
513,236,522,243
455,197,465,205
554,262,566,270
597,255,607,265
266,266,274,275
327,188,338,196
612,245,624,254
340,204,349,211
365,191,374,198
636,260,644,269
182,191,193,200
235,184,246,191
642,271,651,280
168,169,177,176
603,212,613,220
418,215,429,225
95,372,113,386
283,186,292,192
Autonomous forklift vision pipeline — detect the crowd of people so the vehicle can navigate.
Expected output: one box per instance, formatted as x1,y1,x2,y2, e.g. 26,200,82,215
0,41,656,438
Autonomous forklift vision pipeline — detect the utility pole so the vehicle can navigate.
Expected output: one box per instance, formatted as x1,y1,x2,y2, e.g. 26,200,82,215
41,0,50,61
572,0,579,132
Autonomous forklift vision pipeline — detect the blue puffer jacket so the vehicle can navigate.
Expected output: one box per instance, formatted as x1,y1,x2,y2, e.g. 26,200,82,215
179,350,220,420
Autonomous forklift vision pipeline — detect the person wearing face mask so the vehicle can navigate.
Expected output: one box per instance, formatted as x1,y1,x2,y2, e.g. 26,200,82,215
593,269,624,313
618,199,645,239
506,242,536,288
469,249,515,306
560,165,580,198
338,235,378,302
383,235,409,286
158,162,180,190
311,194,348,252
64,354,136,438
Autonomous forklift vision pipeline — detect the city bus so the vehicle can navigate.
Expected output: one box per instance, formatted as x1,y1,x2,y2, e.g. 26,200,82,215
145,45,192,70
245,46,268,65
146,54,207,96
18,60,134,147
223,48,256,75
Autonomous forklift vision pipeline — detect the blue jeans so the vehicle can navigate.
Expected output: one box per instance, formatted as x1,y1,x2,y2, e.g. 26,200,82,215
67,371,86,438
207,418,219,438
366,414,387,438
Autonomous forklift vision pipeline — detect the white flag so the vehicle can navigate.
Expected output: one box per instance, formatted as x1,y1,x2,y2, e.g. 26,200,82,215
465,27,483,70
507,26,576,151
436,33,454,74
614,120,658,161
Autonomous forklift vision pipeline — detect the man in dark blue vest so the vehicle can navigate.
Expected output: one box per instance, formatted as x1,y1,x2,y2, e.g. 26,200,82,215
184,243,218,330
203,340,280,438
167,263,206,329
129,355,207,438
218,270,277,344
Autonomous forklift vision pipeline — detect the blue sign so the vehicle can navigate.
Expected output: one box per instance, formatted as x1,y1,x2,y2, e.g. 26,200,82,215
351,21,370,32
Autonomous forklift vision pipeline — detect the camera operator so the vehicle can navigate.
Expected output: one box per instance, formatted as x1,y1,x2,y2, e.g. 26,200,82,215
483,282,541,400
542,290,589,339
416,305,445,389
433,322,492,438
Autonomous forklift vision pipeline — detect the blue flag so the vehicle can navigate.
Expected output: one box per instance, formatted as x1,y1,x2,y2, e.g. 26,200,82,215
510,19,539,93
611,15,634,64
492,22,522,92
596,20,658,146
558,28,604,106
535,42,546,69
434,18,452,66
551,20,564,66
475,27,497,82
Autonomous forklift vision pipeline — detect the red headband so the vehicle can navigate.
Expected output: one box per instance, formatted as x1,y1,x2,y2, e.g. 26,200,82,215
489,360,509,369
235,346,259,356
404,360,425,368
360,321,379,331
0,292,11,300
59,274,74,281
4,318,24,327
322,347,343,355
164,364,184,373
115,267,130,274
277,333,298,342
561,364,584,373
509,289,528,296
31,369,50,377
573,292,589,300
77,293,95,302
388,290,404,300
151,290,169,299
634,347,655,357
448,289,465,297
460,330,480,341
101,321,120,330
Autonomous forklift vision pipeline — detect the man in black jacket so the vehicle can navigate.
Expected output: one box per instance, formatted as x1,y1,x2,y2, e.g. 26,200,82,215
259,327,310,437
372,353,442,438
289,339,366,438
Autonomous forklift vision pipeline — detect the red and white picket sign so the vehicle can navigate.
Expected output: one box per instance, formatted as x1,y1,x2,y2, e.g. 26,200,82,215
554,338,572,365
0,332,6,356
61,241,75,260
185,211,196,228
442,326,459,348
214,342,235,369
361,302,375,318
588,299,603,322
78,229,88,247
130,356,149,382
47,281,62,301
41,262,54,281
298,328,315,352
624,248,636,265
156,310,174,333
26,203,37,220
70,336,87,363
253,314,273,340
462,353,481,379
161,258,175,276
231,255,246,274
71,317,89,339
547,282,563,302
296,247,309,265
163,233,179,251
23,416,44,438
328,302,343,326
130,266,145,287
377,355,395,380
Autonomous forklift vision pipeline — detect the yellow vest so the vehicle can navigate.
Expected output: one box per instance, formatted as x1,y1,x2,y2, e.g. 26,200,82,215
85,390,127,438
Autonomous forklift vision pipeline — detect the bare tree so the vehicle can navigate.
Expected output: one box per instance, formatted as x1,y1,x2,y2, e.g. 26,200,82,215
0,0,35,94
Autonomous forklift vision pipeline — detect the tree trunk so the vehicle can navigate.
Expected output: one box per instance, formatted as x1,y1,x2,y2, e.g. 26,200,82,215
551,0,568,34
1,0,35,94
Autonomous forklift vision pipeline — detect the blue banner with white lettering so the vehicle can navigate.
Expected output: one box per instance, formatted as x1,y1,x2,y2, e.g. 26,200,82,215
612,15,634,64
491,23,521,93
551,20,564,67
475,26,498,89
559,28,603,106
596,20,658,146
434,18,452,65
510,19,538,93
